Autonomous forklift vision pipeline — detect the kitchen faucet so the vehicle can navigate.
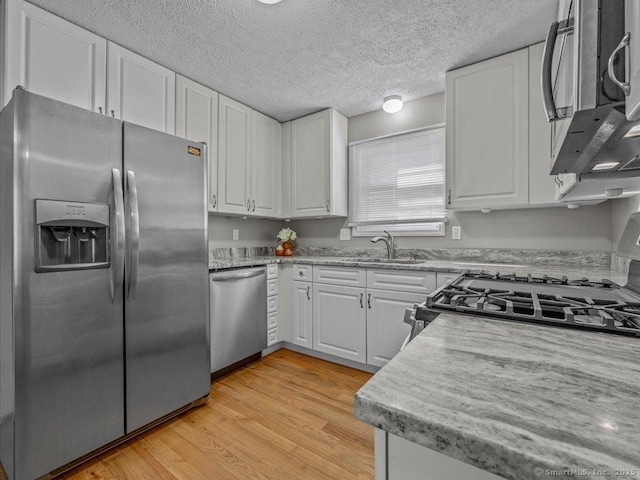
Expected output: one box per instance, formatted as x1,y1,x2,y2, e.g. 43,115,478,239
371,231,394,260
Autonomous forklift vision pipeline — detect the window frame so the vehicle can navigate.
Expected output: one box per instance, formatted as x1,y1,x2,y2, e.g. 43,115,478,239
348,125,447,237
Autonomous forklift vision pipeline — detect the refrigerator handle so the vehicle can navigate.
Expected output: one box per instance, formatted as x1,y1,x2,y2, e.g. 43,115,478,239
110,169,125,304
126,170,140,302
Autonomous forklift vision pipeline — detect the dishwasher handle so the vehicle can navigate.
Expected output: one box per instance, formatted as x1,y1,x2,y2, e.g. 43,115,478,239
211,269,265,281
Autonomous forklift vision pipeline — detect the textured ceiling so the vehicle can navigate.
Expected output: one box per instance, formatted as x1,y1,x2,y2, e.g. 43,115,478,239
28,0,557,121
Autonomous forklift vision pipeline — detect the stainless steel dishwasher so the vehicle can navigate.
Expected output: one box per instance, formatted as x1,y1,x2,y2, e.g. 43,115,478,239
209,267,267,374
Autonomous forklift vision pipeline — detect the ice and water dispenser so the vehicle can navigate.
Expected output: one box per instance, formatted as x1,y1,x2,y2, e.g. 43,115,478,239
35,199,110,272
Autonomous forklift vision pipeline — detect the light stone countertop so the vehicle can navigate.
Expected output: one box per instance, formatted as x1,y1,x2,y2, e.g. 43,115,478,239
208,255,629,285
354,314,640,480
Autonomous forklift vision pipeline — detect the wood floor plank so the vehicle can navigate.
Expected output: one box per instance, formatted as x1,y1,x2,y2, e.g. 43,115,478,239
60,349,374,480
61,459,117,480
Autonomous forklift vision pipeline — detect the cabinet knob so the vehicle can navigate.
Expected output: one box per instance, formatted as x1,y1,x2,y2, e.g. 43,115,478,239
326,200,330,212
98,106,103,114
252,200,256,212
367,293,371,309
360,293,364,308
307,286,311,300
110,109,116,117
447,189,452,205
247,200,251,211
211,194,217,208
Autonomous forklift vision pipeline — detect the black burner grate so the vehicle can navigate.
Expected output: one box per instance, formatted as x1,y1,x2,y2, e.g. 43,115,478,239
421,273,640,336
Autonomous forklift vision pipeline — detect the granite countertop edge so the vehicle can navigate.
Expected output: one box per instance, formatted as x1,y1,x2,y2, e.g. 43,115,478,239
208,256,628,284
353,314,640,480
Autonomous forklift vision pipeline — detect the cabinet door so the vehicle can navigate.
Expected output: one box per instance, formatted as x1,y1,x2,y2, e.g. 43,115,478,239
4,0,106,111
107,42,175,133
251,110,281,217
292,281,313,348
291,110,330,217
175,75,219,212
528,43,557,206
366,289,425,367
446,49,529,209
218,95,252,215
313,284,366,363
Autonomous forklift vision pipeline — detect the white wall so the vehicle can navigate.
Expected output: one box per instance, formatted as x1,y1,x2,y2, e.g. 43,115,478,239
208,215,282,249
349,93,445,143
211,91,617,254
291,203,613,252
611,194,640,250
297,91,614,253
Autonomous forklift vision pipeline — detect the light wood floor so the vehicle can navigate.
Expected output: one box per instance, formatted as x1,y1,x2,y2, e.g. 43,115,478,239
61,349,374,479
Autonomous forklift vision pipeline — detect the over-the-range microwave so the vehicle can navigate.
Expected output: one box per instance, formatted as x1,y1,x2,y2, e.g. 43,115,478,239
543,0,640,181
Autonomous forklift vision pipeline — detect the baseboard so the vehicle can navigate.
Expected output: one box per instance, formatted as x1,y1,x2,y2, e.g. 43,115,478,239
280,342,380,374
261,342,284,357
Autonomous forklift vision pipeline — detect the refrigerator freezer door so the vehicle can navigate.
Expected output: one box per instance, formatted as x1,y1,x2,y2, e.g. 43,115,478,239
123,123,209,433
4,90,125,480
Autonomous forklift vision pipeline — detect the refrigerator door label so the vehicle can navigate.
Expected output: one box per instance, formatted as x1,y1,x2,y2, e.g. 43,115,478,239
187,146,201,157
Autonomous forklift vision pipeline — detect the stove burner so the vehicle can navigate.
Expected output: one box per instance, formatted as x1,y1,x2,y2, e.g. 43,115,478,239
419,272,640,337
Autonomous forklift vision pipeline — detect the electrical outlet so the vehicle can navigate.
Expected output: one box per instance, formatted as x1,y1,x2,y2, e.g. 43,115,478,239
232,229,239,241
340,228,351,241
452,226,461,240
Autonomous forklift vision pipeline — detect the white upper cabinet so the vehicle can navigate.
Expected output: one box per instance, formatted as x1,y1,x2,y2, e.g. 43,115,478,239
446,48,529,210
107,42,175,134
251,110,281,217
290,109,348,218
217,94,281,218
446,45,563,211
218,94,252,215
175,75,219,212
3,0,106,111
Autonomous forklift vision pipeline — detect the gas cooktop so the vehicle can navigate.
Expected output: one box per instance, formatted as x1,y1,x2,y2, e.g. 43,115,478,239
418,271,640,337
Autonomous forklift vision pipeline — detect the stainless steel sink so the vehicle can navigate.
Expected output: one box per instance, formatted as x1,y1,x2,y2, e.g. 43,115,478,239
341,258,423,264
452,262,527,268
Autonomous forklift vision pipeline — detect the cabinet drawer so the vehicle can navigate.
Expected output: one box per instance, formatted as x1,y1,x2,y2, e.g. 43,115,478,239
267,327,279,346
366,269,436,293
267,279,278,296
293,264,312,282
267,264,278,279
313,266,366,287
267,296,278,314
267,312,278,329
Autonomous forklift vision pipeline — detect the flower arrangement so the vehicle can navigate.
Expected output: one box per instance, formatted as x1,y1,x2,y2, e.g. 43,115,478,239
277,228,297,243
276,228,298,256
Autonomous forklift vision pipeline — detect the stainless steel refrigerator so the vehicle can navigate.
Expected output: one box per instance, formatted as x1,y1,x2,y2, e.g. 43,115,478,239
0,89,210,480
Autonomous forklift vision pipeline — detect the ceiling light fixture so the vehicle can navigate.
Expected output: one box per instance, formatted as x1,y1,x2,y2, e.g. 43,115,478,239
383,95,403,114
258,0,282,3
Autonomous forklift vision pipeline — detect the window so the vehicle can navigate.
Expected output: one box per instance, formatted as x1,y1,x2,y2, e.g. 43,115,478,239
349,127,446,236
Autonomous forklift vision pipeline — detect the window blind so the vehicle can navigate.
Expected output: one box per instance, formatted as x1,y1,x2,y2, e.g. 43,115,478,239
349,128,446,227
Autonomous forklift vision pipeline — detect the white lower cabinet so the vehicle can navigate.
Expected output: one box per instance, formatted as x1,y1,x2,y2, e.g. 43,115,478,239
378,429,504,480
288,265,441,368
266,265,279,347
313,283,367,363
292,280,313,348
366,289,425,367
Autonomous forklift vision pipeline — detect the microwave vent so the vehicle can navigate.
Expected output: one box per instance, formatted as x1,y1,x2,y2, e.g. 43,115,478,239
621,156,640,171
